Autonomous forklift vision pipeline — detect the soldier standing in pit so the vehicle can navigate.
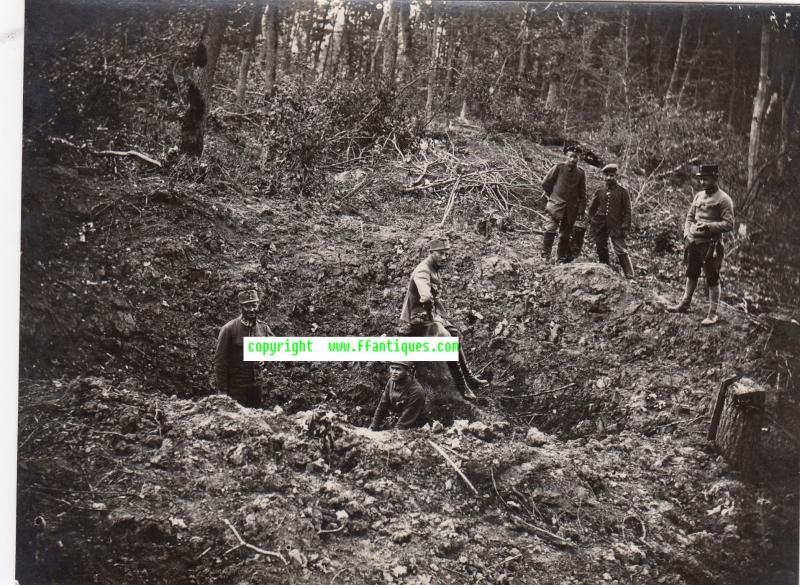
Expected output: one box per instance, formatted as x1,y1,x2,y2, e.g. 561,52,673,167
588,163,634,278
541,145,587,263
398,238,488,401
214,289,275,407
369,361,427,430
667,164,735,325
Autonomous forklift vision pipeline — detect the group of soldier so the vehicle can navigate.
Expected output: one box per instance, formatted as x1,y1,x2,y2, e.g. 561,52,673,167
214,146,735,430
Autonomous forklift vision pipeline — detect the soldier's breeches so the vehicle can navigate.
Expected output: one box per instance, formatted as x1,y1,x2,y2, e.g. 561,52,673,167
686,242,723,286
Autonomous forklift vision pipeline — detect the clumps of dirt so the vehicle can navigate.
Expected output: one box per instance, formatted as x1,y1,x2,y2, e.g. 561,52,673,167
17,376,798,585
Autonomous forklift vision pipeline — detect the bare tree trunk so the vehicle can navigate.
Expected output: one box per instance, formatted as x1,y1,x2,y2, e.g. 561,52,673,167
382,0,398,83
425,3,440,122
643,8,653,93
665,7,689,106
778,58,797,175
677,14,704,109
181,7,229,156
396,1,412,83
369,7,387,77
727,33,738,127
457,26,472,120
748,20,771,188
545,76,561,111
262,3,279,97
235,7,261,111
443,28,456,102
515,4,532,106
310,3,330,76
621,7,631,110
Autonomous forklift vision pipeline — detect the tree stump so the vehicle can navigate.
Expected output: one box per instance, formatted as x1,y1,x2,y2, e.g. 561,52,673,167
415,361,480,425
713,378,766,480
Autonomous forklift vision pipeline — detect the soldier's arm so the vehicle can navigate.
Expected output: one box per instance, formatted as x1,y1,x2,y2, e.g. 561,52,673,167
213,325,230,393
683,195,697,238
621,187,632,232
413,267,434,306
370,385,391,430
705,195,735,235
541,165,559,196
396,387,426,430
588,189,599,218
577,171,587,217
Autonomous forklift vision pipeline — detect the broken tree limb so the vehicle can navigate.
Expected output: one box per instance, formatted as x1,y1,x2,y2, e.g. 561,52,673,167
428,439,479,496
48,136,162,168
222,519,288,564
509,516,576,548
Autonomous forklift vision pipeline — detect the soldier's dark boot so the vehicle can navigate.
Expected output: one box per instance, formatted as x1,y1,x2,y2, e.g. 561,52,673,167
667,277,698,313
568,226,586,262
596,242,610,265
459,350,488,392
556,234,572,263
447,361,476,401
618,253,634,279
541,232,556,261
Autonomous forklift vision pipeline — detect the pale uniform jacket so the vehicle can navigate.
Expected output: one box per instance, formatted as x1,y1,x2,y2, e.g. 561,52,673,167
684,188,735,244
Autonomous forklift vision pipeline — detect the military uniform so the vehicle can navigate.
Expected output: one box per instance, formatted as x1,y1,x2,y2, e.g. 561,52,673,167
668,164,735,325
588,164,634,277
370,375,427,430
397,239,487,400
214,313,274,407
541,155,587,263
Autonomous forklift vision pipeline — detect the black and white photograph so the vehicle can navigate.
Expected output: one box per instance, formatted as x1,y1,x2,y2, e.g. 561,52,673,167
8,0,800,583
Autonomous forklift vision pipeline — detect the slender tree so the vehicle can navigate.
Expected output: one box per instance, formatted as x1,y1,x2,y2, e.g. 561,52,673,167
748,17,771,188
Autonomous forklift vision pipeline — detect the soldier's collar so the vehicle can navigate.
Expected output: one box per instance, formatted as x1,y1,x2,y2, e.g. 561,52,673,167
240,315,256,327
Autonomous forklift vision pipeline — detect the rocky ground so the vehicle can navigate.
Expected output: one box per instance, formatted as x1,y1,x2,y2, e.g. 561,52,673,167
16,134,800,584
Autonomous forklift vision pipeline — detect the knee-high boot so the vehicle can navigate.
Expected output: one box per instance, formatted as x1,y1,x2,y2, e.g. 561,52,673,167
667,277,698,313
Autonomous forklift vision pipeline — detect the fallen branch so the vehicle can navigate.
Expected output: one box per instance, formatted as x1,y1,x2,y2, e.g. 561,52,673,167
222,519,288,564
502,382,575,400
510,516,576,548
439,176,461,227
49,136,162,168
428,439,479,496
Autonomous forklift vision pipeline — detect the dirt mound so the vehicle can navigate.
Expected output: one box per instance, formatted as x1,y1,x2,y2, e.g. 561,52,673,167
17,376,798,585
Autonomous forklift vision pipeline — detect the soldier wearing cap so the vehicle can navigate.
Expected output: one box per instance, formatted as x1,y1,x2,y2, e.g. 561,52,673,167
214,289,275,407
398,238,487,401
588,163,634,278
667,164,734,325
541,145,587,263
369,361,427,430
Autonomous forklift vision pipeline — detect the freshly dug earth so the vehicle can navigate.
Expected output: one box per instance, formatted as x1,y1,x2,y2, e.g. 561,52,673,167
17,136,800,584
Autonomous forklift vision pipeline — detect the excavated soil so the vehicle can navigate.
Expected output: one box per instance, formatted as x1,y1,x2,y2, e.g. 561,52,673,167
17,137,800,584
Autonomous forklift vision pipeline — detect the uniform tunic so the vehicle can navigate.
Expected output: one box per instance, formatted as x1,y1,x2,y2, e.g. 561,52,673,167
684,188,734,243
370,376,427,430
588,183,631,237
214,316,274,407
541,163,587,226
399,257,449,327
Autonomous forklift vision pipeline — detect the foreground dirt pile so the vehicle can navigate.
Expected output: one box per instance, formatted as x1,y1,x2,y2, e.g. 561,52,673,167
17,377,797,585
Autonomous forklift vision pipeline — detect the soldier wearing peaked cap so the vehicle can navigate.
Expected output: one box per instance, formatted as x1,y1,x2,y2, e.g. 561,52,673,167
667,164,734,325
369,361,428,430
541,145,588,263
398,238,488,401
588,163,634,278
214,289,275,407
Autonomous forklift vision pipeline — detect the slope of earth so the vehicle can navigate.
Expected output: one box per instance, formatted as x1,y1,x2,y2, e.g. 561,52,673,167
16,378,798,585
17,132,800,584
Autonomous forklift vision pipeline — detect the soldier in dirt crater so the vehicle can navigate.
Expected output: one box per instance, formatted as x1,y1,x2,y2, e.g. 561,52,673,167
369,361,428,430
667,164,735,326
214,289,275,407
398,238,488,401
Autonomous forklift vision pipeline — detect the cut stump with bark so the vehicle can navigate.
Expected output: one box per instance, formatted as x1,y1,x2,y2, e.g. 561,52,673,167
713,377,766,480
415,361,480,425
